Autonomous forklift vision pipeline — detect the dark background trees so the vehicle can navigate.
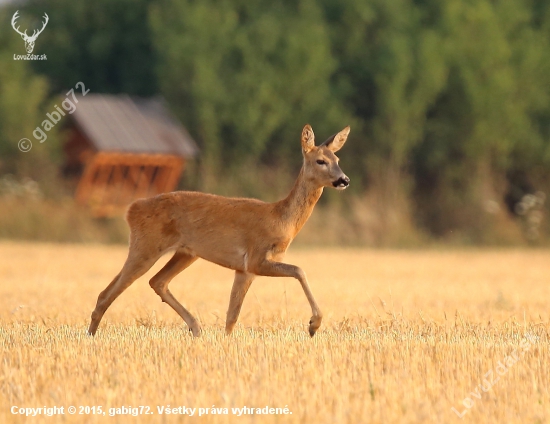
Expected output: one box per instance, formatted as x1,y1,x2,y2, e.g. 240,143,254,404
1,0,549,244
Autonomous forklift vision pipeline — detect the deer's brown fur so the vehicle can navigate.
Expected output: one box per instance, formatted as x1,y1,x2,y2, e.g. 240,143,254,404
88,124,350,337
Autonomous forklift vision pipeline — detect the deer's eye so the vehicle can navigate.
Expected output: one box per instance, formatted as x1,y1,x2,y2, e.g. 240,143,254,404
316,160,327,166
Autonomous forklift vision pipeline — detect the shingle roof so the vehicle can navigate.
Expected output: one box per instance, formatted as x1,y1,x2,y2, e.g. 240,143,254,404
70,94,199,157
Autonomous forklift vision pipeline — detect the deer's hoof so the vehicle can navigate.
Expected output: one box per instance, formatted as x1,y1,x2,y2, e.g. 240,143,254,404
189,323,202,337
87,322,98,336
308,316,322,337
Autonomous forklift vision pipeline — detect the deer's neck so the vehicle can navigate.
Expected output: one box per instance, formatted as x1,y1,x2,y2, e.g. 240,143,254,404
276,168,323,236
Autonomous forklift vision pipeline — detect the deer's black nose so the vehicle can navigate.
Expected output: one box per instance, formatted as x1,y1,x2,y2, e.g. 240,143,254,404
332,175,350,189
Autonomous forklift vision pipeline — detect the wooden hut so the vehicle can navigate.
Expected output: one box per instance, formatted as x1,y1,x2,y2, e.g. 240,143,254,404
63,94,199,216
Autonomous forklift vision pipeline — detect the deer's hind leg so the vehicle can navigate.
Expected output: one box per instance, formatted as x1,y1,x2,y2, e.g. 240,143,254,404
149,250,200,336
88,240,166,336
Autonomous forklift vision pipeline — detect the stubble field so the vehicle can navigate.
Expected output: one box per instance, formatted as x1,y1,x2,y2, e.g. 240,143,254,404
1,241,549,423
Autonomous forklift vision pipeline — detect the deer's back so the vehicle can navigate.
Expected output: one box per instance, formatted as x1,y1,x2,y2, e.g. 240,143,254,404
126,191,290,271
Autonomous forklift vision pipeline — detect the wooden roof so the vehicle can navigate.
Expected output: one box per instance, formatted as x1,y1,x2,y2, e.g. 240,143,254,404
70,94,199,157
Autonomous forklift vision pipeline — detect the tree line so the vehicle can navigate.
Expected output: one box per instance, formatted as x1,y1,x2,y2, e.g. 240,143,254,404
1,0,549,243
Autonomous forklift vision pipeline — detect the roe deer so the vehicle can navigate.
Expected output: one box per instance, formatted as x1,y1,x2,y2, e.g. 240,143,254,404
87,124,350,337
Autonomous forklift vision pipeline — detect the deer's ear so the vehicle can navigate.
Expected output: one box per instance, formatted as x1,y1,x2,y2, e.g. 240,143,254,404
301,124,315,154
321,126,350,152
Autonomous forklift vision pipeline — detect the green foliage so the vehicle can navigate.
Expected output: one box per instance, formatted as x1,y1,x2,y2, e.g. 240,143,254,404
2,0,550,244
25,0,158,96
411,0,550,237
0,9,51,177
151,0,352,171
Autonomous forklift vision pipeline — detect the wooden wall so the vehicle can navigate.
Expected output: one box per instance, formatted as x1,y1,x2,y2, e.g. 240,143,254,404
75,152,185,216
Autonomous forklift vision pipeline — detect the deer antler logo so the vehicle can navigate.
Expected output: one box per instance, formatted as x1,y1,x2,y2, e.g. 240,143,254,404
11,10,49,54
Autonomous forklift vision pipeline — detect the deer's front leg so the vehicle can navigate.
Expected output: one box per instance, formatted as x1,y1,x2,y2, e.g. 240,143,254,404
254,260,323,337
226,271,255,334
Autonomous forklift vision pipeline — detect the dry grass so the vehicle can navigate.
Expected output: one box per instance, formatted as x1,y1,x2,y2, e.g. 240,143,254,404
1,242,550,423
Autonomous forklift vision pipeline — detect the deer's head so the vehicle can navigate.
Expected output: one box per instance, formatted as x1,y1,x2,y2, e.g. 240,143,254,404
301,124,350,190
11,11,49,54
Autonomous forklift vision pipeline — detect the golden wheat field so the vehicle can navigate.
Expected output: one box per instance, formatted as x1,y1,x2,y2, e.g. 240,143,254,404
1,241,550,423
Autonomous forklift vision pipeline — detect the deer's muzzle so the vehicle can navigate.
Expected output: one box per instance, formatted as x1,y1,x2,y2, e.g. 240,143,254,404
332,175,350,190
